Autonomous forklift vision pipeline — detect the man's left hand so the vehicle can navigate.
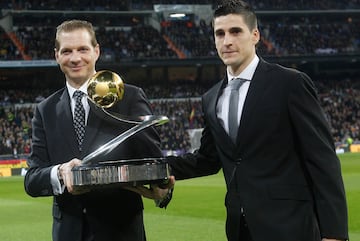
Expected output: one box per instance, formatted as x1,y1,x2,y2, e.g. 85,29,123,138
125,176,175,200
124,176,175,200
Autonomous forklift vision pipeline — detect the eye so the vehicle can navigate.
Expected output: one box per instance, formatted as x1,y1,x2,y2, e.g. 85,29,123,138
61,49,71,55
230,27,242,35
215,30,225,37
79,47,90,53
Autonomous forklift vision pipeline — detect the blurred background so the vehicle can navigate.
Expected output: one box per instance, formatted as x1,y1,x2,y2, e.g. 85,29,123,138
0,0,360,175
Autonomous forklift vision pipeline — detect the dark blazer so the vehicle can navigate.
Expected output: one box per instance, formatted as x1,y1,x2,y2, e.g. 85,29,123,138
167,59,348,241
24,84,162,241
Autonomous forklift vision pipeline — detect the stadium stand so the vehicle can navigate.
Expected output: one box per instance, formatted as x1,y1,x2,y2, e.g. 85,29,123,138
1,1,359,60
1,77,359,156
0,0,360,159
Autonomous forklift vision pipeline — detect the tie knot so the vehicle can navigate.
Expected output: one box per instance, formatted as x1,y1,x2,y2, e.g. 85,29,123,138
73,90,84,100
229,78,247,90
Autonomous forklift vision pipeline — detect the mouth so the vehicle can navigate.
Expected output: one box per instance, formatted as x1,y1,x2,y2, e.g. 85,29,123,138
70,66,84,71
222,51,236,57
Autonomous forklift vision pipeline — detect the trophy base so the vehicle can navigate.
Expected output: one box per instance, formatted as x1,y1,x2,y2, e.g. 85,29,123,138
72,158,170,191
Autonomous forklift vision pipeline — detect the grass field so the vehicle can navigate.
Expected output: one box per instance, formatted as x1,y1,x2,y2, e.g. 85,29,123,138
0,152,359,241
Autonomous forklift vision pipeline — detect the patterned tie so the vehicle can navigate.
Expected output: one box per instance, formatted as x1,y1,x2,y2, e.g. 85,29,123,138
73,90,86,150
228,78,247,143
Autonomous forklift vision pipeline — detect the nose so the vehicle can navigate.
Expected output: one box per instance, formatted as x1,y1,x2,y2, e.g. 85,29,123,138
69,51,81,62
223,33,232,46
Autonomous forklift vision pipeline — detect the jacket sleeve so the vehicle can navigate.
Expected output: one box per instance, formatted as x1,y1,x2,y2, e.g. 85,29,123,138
288,72,348,240
24,105,54,197
166,96,222,180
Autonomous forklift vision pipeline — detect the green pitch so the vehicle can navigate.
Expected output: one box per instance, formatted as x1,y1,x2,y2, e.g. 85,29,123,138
0,153,359,241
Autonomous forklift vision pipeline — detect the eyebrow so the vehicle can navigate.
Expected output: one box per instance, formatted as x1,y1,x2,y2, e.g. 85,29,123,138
214,29,224,34
229,27,243,32
215,26,243,34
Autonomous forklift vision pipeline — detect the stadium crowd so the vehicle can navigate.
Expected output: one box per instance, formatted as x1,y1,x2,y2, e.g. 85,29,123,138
1,1,360,60
1,1,359,156
2,0,360,10
2,16,359,60
0,77,359,156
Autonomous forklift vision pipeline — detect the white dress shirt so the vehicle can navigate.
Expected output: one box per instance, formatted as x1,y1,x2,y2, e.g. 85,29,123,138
216,55,260,134
66,82,90,124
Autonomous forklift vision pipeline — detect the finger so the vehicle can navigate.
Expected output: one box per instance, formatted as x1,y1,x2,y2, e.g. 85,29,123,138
168,176,175,187
159,176,176,189
152,187,171,199
123,184,171,200
59,159,82,194
129,185,165,200
136,186,155,199
123,185,150,197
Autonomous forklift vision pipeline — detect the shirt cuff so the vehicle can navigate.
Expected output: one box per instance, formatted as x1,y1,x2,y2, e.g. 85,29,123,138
50,164,65,195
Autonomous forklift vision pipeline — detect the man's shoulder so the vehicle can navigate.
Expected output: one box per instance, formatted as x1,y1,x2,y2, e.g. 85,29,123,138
124,83,139,91
122,83,146,100
37,87,66,109
202,80,223,100
259,59,303,76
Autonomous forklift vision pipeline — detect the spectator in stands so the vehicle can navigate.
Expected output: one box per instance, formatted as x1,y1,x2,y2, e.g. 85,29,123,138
164,1,348,241
24,19,173,241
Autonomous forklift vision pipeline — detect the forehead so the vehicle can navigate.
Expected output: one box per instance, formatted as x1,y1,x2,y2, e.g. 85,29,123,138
214,14,247,31
57,29,92,49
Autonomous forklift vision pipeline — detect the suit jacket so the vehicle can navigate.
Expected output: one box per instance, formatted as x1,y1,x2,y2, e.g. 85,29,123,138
24,84,162,241
167,59,348,241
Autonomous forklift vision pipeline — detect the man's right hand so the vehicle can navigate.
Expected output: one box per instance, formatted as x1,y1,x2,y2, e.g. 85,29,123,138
58,158,84,194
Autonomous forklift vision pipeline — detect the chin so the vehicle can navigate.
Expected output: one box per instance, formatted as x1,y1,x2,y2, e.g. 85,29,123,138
223,59,239,67
221,58,232,65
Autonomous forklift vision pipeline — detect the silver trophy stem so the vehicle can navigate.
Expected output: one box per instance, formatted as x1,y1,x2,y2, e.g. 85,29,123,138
88,97,148,124
81,115,169,165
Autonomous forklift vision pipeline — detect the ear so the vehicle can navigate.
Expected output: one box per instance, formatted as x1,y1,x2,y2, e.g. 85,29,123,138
94,44,100,61
54,48,60,63
252,28,260,44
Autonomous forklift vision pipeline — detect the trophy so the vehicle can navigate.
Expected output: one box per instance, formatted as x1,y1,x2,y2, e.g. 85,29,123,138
72,70,170,190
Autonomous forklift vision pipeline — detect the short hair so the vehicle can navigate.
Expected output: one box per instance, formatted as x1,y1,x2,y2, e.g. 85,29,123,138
214,0,258,30
55,19,98,50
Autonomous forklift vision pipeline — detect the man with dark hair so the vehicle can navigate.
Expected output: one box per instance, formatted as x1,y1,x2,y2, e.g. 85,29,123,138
166,1,348,240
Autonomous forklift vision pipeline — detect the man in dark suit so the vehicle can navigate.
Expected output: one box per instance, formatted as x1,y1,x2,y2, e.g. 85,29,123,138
24,19,173,241
166,1,348,241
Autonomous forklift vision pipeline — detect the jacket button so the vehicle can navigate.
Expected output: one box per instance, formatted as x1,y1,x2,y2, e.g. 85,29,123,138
83,208,87,214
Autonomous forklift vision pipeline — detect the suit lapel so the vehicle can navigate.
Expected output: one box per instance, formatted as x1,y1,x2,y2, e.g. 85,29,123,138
237,60,271,146
81,104,102,157
206,78,235,147
57,89,79,155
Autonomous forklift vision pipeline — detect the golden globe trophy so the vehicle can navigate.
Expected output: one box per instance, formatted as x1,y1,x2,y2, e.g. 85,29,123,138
72,70,170,190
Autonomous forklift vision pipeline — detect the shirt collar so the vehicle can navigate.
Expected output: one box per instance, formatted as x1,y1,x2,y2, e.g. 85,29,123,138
227,55,259,82
66,81,88,99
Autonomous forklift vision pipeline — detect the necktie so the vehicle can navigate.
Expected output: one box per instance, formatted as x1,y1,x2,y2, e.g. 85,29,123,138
228,78,247,143
73,90,85,150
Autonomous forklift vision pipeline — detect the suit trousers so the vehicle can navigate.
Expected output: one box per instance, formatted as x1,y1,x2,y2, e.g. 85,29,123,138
82,213,94,241
80,210,146,241
239,214,253,241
